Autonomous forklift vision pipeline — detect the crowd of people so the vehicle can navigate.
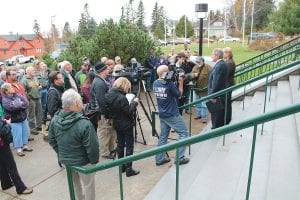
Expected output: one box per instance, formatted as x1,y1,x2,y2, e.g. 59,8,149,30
0,44,236,199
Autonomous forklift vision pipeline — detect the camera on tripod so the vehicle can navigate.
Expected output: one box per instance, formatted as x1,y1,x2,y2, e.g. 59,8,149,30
112,59,151,94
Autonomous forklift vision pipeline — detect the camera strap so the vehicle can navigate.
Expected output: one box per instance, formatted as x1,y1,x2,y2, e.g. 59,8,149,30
196,64,205,79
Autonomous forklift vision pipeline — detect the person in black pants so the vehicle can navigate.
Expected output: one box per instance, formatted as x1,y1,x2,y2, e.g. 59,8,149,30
0,117,33,195
223,47,236,124
105,77,140,177
208,49,229,129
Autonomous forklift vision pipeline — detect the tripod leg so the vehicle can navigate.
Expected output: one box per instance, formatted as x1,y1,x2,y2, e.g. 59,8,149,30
147,91,157,111
136,111,146,145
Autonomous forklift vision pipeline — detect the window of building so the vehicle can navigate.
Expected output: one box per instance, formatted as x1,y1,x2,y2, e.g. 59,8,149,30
36,38,40,43
19,40,24,46
36,48,42,53
13,50,18,55
3,49,7,55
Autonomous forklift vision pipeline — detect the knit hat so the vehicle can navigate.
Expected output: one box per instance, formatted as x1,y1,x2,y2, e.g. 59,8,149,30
94,62,107,73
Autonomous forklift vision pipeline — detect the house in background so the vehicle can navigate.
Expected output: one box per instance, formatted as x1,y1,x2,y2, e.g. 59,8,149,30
194,19,230,39
0,33,45,60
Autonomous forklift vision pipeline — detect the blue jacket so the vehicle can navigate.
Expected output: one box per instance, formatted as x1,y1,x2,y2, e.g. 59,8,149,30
153,79,180,118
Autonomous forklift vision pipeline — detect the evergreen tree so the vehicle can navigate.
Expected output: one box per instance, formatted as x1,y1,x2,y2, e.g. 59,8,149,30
33,19,40,34
120,6,126,23
136,0,146,31
253,0,275,30
151,2,166,39
175,15,194,38
62,22,72,42
78,3,97,39
270,0,300,35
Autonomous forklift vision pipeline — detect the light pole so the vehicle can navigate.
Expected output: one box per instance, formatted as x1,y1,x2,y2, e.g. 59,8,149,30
195,3,208,56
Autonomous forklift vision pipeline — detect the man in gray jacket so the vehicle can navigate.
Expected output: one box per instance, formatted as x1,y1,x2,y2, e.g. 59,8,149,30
48,89,99,200
89,62,116,159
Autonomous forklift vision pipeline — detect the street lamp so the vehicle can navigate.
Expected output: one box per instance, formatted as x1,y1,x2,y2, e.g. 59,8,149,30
195,3,208,56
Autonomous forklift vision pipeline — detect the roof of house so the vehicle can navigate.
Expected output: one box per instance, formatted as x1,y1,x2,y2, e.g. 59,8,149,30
0,34,39,41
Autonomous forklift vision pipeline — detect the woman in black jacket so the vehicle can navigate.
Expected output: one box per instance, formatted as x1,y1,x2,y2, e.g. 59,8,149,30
105,77,140,177
223,47,236,124
0,117,33,195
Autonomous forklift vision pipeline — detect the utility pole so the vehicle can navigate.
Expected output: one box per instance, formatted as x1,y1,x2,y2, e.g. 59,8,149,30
250,0,255,44
51,15,56,50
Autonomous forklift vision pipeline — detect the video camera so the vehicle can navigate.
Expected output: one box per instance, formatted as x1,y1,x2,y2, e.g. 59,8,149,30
112,59,151,94
162,64,186,82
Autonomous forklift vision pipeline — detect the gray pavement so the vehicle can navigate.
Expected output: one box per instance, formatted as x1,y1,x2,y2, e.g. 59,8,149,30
0,101,208,200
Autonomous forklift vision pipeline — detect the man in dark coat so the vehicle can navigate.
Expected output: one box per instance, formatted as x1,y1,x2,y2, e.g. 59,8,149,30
208,48,229,129
89,62,116,159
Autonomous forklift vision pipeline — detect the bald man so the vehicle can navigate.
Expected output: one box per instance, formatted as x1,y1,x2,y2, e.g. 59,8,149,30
153,65,190,166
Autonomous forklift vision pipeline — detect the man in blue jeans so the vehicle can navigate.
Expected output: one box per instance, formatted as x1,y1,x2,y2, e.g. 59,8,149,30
153,65,190,166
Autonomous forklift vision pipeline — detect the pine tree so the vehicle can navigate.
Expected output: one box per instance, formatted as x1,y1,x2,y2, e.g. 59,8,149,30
120,6,126,23
175,15,194,38
78,3,97,39
62,22,72,42
33,19,40,34
151,2,159,32
136,0,146,31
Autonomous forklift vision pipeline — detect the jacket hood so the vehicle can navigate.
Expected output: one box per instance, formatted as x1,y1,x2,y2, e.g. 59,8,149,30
54,109,86,131
105,88,124,104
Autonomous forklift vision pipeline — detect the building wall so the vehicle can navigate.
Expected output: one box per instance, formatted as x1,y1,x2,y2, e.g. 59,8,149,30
0,34,45,60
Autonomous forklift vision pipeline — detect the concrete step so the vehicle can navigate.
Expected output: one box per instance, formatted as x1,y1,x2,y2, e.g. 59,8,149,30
233,86,277,200
266,81,300,200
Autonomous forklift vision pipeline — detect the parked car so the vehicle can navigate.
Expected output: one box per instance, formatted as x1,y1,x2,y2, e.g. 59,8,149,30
248,32,277,41
167,38,191,45
218,36,241,42
197,38,215,43
154,39,168,46
5,55,35,66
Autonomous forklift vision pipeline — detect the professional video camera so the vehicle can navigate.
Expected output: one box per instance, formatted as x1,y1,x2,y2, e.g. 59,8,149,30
162,64,187,82
112,58,151,94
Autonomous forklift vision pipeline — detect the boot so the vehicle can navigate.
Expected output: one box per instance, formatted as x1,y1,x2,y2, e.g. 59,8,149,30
125,149,140,177
117,148,126,173
125,163,140,177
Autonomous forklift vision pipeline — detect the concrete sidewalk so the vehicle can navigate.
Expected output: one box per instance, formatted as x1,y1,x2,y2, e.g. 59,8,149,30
0,106,208,200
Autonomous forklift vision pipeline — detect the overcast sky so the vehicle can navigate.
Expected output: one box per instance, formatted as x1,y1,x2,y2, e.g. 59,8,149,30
0,0,226,35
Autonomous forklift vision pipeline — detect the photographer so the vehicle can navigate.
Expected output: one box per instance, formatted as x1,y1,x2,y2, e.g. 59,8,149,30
105,77,140,177
174,53,191,115
153,65,190,166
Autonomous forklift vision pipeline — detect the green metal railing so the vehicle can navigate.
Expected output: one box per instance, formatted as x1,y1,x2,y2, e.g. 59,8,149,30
152,60,300,144
236,36,300,71
66,103,300,200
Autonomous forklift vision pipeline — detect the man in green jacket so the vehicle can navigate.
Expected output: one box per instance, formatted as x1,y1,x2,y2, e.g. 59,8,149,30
48,89,99,200
22,66,42,135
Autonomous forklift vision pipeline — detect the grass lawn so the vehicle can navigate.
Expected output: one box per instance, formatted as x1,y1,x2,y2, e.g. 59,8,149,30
158,42,262,64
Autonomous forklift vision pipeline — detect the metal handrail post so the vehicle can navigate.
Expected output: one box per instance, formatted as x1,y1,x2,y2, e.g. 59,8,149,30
246,125,258,200
261,76,269,135
118,166,124,200
189,89,193,155
223,92,228,146
66,166,76,200
175,148,180,200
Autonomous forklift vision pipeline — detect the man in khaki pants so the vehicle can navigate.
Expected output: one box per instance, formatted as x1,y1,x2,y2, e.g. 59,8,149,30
89,62,116,159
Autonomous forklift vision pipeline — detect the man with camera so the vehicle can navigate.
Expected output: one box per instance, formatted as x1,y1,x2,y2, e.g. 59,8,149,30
153,65,190,166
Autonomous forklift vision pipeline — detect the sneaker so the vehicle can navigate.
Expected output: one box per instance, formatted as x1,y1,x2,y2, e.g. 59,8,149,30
28,137,34,141
156,158,171,166
17,152,25,157
18,187,33,195
174,157,190,165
